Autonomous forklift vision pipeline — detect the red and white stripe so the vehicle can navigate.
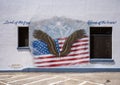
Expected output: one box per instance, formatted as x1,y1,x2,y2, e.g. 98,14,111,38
33,37,89,68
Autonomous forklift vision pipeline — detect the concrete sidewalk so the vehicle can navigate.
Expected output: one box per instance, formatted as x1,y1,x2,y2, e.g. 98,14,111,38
0,72,120,85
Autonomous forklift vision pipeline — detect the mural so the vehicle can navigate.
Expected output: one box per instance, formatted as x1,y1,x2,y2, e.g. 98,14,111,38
29,17,89,68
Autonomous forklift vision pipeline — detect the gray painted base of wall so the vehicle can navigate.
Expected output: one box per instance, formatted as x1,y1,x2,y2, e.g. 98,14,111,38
0,68,120,72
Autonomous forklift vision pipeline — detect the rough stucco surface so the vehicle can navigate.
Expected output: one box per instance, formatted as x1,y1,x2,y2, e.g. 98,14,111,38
0,0,120,70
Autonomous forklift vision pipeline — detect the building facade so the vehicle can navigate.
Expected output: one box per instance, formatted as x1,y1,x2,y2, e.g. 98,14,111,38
0,0,120,71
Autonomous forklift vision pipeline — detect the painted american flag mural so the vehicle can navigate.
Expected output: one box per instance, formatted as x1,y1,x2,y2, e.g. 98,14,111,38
30,17,89,68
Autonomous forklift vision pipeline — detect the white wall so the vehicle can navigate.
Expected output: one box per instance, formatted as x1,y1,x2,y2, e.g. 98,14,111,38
0,0,120,70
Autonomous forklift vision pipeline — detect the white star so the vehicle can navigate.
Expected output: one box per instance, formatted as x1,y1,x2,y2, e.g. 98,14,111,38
56,21,61,26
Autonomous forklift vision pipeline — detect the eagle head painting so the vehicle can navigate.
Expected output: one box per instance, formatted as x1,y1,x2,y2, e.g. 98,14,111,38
29,17,89,68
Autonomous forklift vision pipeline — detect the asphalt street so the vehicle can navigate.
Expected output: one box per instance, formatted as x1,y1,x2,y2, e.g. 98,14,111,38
0,72,120,85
